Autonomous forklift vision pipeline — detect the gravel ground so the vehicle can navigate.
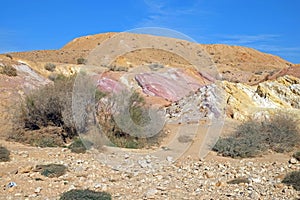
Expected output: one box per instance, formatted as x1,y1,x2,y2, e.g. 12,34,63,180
1,140,300,200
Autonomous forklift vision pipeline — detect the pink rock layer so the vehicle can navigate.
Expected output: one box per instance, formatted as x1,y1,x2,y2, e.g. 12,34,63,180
135,69,210,102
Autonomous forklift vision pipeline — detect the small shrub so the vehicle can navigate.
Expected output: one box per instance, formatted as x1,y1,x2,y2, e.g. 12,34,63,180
11,72,99,147
14,75,78,141
282,171,300,191
124,140,139,149
293,151,300,161
227,177,250,184
95,90,107,101
108,65,128,72
0,64,17,76
5,54,13,59
0,146,10,162
35,164,67,178
254,71,263,75
68,138,93,153
48,73,69,81
77,57,87,65
148,63,164,71
60,189,111,200
213,121,267,158
44,63,56,72
213,113,300,158
48,73,57,81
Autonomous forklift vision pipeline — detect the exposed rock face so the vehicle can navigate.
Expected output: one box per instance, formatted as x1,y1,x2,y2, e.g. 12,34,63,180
166,84,225,124
95,70,300,122
135,69,210,102
224,75,300,120
97,77,124,93
2,32,300,128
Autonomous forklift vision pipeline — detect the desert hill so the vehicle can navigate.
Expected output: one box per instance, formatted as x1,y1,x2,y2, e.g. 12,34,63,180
8,32,298,84
1,33,300,199
1,32,300,123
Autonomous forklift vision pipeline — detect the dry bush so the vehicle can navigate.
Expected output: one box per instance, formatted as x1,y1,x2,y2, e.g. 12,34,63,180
77,57,87,65
44,63,56,72
264,114,300,153
213,113,300,158
11,75,78,146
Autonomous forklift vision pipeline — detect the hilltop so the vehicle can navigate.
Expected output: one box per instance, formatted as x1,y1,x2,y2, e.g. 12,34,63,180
8,32,299,84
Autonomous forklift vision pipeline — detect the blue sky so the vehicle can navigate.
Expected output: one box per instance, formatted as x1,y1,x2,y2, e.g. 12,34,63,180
1,0,299,63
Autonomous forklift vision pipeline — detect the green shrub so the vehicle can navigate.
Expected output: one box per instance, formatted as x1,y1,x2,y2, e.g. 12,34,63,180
68,138,93,153
60,189,111,200
0,64,17,76
213,113,300,158
0,146,10,162
77,57,87,65
35,164,67,178
282,171,300,191
95,90,107,101
44,63,56,72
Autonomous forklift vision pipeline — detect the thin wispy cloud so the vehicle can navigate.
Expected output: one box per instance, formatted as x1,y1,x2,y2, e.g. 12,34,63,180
214,34,300,63
254,44,300,53
139,0,210,28
216,34,279,45
254,44,300,62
